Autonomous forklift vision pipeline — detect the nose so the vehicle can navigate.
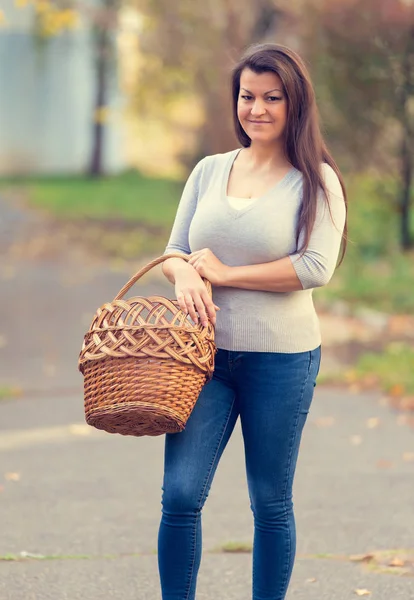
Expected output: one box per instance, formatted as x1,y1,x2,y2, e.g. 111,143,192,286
251,100,266,117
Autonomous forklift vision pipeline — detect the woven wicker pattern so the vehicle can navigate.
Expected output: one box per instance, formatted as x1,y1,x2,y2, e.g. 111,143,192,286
78,254,216,437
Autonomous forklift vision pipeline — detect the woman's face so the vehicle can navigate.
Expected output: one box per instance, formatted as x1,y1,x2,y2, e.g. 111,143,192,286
237,68,288,145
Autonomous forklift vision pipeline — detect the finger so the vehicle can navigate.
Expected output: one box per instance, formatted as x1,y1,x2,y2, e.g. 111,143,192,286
189,251,202,263
192,293,209,327
200,291,217,325
188,257,201,270
176,292,187,315
192,261,204,276
184,293,198,324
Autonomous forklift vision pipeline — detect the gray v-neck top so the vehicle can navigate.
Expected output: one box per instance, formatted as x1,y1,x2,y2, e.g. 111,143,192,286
164,148,346,353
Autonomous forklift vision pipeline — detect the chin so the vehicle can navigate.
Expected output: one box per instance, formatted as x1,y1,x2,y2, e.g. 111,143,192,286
249,134,278,144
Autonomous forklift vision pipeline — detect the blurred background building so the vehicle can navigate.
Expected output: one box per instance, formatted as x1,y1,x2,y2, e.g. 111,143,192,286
0,0,126,175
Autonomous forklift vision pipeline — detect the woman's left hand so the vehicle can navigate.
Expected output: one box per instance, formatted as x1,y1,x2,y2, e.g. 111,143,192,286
188,248,230,286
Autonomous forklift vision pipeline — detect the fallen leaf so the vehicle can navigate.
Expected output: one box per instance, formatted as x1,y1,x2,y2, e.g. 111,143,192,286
349,553,374,563
305,577,317,583
350,435,363,446
355,590,371,597
387,315,414,336
367,417,380,429
389,557,405,567
403,452,414,462
5,472,20,481
345,369,358,383
399,396,414,411
389,384,405,397
376,459,393,469
361,374,379,388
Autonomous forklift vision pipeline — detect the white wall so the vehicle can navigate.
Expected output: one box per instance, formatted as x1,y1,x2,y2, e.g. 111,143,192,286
0,1,125,175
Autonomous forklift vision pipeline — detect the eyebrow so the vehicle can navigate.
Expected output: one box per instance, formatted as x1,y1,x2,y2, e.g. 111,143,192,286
241,87,282,94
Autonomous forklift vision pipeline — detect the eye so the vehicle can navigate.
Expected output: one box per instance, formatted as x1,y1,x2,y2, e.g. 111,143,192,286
240,95,253,101
267,96,283,102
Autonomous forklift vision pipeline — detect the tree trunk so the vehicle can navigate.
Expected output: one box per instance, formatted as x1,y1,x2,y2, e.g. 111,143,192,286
88,26,110,177
398,30,414,251
400,130,413,250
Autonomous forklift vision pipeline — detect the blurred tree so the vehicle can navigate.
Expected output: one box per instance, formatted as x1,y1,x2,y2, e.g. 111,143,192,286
16,0,119,177
130,0,298,165
87,0,120,177
305,0,414,250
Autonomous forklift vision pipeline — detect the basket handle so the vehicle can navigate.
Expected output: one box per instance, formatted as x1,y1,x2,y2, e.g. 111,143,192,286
113,253,212,301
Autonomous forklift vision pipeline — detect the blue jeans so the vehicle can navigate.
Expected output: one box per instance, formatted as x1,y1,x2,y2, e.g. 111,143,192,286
158,346,321,600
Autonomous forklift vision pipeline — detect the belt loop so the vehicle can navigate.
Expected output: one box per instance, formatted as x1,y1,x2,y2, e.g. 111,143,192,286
227,350,234,370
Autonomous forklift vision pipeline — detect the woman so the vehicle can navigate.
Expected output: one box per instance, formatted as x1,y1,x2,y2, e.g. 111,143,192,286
159,43,347,600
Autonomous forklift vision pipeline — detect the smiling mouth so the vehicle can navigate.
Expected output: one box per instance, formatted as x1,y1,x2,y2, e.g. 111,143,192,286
248,120,272,124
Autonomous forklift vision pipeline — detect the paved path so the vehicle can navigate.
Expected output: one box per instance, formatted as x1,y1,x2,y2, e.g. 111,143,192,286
1,196,413,599
1,387,414,599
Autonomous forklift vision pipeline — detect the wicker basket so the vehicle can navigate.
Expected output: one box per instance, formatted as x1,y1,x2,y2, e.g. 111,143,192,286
78,253,216,437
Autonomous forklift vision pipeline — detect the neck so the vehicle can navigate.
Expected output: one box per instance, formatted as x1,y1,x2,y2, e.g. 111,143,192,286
245,141,289,168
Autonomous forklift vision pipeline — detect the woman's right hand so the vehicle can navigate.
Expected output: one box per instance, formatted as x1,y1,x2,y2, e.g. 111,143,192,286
174,265,219,327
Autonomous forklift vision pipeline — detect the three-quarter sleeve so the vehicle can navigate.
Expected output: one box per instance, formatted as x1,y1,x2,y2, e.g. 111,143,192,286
289,163,347,290
164,158,206,256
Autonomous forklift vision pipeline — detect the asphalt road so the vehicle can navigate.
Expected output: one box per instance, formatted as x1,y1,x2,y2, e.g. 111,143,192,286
1,195,413,599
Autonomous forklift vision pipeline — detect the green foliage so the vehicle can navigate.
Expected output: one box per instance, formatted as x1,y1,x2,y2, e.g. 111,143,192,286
308,0,414,163
345,175,401,258
306,0,414,251
316,173,414,312
324,254,414,313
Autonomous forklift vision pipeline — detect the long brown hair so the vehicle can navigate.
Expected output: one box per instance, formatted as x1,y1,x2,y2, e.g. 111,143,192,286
231,43,348,263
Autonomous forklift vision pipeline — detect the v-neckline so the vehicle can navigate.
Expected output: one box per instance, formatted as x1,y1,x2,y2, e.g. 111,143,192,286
222,148,297,217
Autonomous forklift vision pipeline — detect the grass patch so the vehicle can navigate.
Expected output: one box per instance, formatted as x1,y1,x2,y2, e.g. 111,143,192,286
352,343,414,395
0,170,183,260
1,169,413,313
0,553,92,561
0,552,143,561
316,173,414,313
316,248,414,313
216,542,253,553
324,343,414,396
0,170,182,227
